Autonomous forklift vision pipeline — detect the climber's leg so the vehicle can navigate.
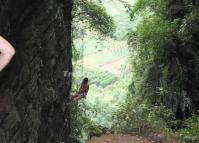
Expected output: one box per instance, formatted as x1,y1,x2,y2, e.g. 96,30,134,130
73,94,81,101
70,91,79,99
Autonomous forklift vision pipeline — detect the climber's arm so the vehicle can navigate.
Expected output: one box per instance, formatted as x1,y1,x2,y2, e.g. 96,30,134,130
0,36,15,71
84,85,89,94
86,85,89,93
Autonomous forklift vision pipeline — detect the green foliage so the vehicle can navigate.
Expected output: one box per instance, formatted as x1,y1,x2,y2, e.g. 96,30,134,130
70,102,103,142
179,8,199,39
72,0,117,61
73,0,115,36
128,0,199,116
71,63,131,140
74,66,118,88
70,78,130,141
133,15,178,56
131,0,166,18
177,115,199,143
112,96,175,134
128,15,179,106
71,1,199,142
130,15,179,75
126,0,199,142
72,42,81,62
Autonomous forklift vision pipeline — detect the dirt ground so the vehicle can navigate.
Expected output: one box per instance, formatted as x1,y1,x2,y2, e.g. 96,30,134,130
86,134,153,143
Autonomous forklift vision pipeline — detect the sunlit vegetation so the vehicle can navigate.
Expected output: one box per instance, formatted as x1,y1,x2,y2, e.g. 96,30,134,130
71,0,199,143
73,0,115,36
117,0,199,142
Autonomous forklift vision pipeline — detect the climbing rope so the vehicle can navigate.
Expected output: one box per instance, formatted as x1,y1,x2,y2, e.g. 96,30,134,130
81,29,84,78
80,29,87,100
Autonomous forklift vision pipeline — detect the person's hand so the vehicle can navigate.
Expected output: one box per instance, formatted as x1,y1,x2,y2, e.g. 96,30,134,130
0,36,15,71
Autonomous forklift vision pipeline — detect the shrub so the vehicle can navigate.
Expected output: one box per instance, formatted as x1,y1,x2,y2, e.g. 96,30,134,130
176,115,199,143
70,102,103,142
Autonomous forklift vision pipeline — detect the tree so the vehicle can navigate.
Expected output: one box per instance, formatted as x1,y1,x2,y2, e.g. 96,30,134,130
72,0,116,61
128,0,199,119
73,0,115,36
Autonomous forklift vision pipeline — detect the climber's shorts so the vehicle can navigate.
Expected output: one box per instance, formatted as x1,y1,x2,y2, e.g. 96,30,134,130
79,92,87,98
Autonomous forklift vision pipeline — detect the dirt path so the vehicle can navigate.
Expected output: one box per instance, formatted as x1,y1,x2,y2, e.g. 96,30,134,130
86,134,153,143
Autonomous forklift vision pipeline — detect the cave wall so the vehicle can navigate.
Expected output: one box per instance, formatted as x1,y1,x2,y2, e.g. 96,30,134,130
0,0,73,142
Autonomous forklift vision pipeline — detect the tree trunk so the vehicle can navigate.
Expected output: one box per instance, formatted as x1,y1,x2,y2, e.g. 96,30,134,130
0,0,73,142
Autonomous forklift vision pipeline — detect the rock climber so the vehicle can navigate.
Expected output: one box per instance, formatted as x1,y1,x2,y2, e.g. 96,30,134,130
0,36,15,71
71,77,90,101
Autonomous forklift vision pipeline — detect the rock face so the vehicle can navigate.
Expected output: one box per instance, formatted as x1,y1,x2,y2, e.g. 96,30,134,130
166,0,199,119
0,0,73,142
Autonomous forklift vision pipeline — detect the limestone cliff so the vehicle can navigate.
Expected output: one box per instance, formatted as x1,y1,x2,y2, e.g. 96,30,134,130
0,0,73,142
